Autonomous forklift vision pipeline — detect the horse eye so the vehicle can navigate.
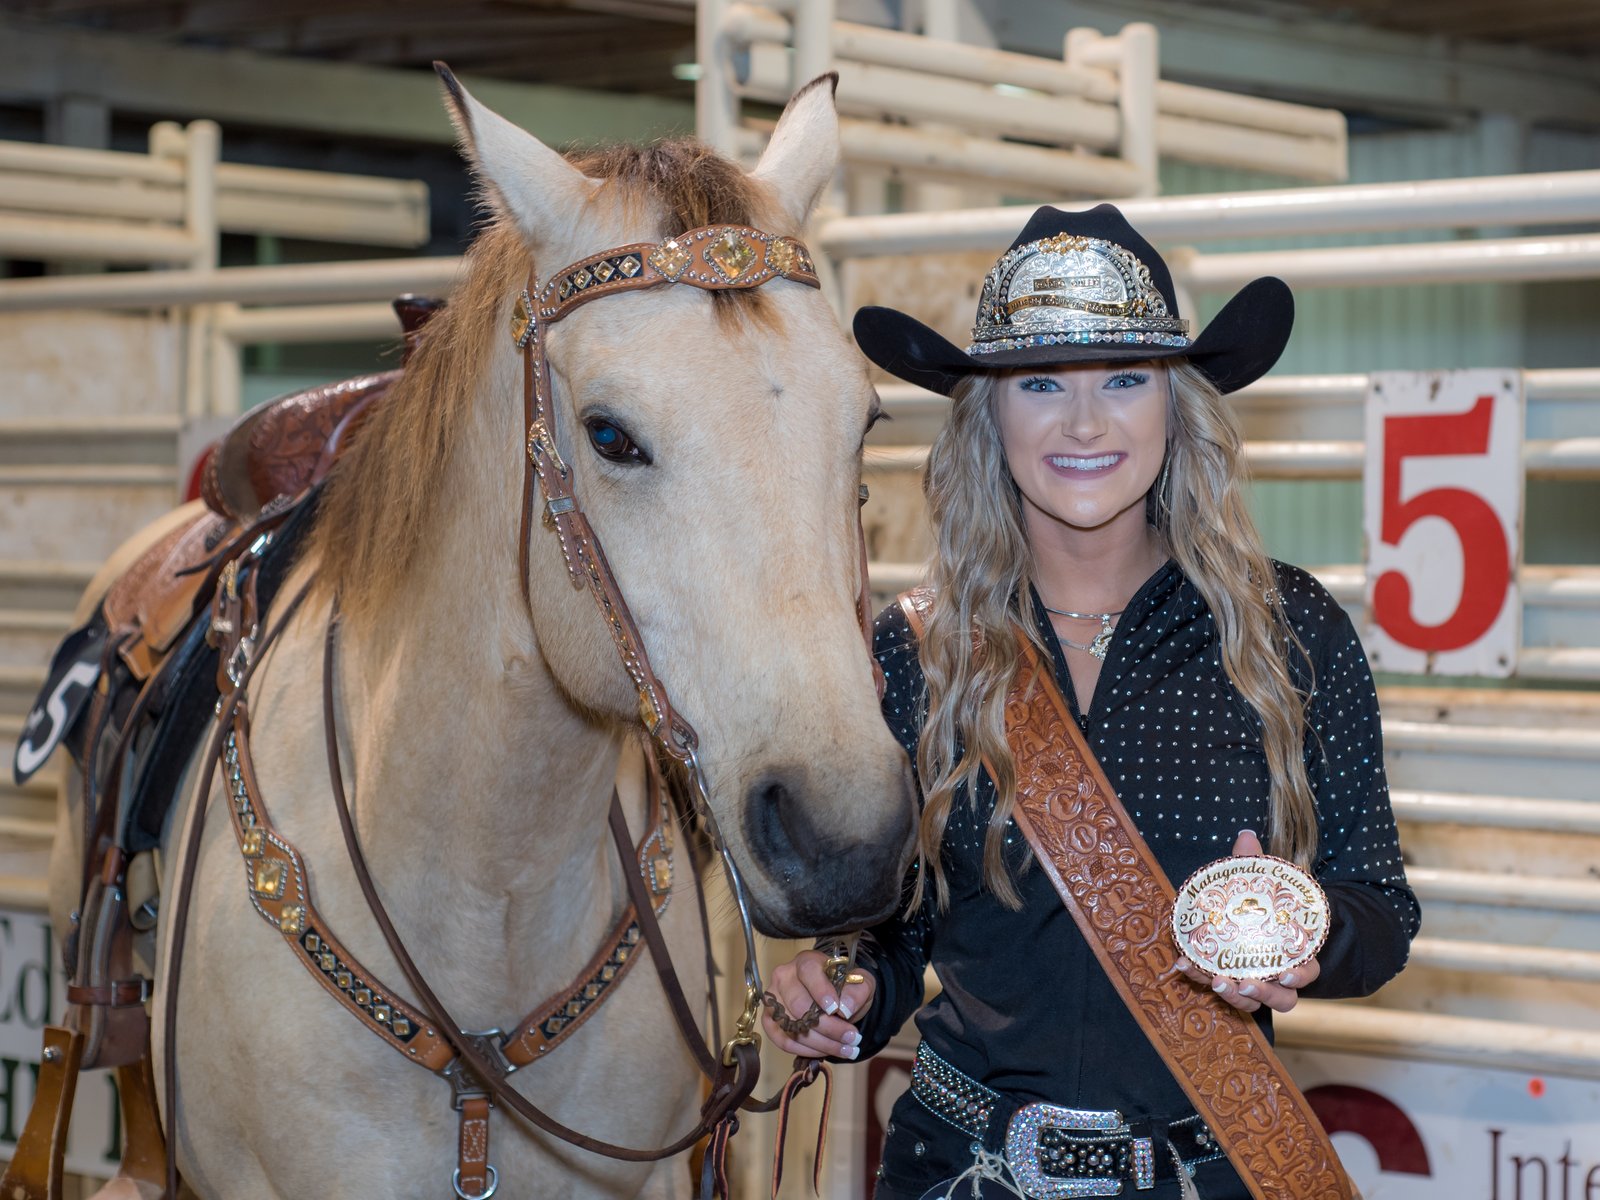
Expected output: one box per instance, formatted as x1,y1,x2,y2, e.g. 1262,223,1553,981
583,417,649,465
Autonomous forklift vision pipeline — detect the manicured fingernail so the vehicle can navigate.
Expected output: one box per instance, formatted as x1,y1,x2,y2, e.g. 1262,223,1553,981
838,1000,854,1019
1279,972,1297,987
1175,957,1190,972
1213,979,1231,995
1239,984,1257,998
845,1045,860,1060
1239,829,1257,839
844,1029,861,1046
821,996,838,1014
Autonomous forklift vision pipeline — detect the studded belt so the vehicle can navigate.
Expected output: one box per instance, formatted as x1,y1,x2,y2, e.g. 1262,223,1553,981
908,1042,1223,1198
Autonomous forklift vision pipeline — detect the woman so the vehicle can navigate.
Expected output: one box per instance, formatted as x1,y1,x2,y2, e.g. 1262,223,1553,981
762,204,1420,1198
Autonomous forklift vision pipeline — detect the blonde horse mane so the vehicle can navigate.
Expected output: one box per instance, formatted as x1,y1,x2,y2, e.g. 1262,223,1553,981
308,138,774,621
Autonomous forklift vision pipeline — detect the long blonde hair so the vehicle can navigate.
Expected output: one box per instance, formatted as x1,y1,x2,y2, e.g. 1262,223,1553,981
914,361,1317,910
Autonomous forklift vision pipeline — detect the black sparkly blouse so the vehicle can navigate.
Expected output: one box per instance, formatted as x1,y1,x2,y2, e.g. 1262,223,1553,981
852,558,1421,1121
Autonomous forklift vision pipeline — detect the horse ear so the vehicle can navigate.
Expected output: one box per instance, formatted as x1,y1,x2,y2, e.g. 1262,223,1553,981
750,72,841,229
435,62,597,252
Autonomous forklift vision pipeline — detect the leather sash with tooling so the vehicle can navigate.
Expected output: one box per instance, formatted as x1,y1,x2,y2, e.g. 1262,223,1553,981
896,589,1357,1200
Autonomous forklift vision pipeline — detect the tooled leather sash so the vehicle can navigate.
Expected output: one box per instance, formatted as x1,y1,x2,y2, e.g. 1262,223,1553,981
897,589,1355,1200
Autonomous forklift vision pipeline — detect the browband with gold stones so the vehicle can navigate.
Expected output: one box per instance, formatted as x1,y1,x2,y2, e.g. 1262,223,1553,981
525,225,819,326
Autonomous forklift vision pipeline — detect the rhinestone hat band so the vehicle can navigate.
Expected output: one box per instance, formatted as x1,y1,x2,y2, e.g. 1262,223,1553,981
967,232,1191,356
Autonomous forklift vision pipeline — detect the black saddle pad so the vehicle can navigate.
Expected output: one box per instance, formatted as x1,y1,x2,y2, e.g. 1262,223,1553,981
123,494,321,853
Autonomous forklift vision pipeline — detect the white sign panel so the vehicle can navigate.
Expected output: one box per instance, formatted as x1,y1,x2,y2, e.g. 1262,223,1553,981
0,907,122,1180
1282,1048,1600,1200
1363,370,1523,677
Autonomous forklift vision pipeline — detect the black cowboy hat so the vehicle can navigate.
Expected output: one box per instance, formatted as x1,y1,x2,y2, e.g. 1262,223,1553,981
853,203,1293,397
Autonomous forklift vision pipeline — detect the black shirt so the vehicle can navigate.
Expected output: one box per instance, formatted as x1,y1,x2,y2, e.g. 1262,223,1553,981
853,559,1420,1128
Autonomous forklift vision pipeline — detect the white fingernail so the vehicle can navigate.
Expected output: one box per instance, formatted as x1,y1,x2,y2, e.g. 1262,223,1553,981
838,1000,854,1019
844,1029,861,1046
846,1045,860,1061
1213,979,1230,995
1239,984,1257,998
1175,958,1190,971
1279,973,1297,987
821,996,838,1014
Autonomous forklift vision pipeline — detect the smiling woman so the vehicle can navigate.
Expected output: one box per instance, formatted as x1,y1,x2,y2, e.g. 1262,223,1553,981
996,363,1170,533
763,204,1421,1199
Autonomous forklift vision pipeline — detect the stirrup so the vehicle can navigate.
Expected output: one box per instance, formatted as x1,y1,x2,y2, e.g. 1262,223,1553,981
0,1025,85,1200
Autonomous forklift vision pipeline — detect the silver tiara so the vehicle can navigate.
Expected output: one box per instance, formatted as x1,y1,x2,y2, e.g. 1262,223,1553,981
967,233,1191,356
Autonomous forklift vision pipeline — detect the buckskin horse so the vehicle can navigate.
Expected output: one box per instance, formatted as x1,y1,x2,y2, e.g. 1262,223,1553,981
10,69,916,1199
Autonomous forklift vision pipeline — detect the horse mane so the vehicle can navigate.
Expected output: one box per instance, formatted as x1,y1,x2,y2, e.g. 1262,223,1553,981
308,138,774,621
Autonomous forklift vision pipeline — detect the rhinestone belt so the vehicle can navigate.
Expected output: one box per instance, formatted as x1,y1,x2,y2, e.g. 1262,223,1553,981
909,1042,1223,1198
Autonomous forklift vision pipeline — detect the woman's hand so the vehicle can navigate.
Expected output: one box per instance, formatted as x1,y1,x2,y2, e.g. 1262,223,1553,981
760,949,878,1060
1174,829,1322,1014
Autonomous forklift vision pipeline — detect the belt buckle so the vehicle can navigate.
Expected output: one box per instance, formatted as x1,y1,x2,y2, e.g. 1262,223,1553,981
1004,1103,1129,1198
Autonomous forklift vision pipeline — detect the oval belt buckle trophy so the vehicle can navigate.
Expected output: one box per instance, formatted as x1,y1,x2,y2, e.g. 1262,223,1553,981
1171,854,1331,981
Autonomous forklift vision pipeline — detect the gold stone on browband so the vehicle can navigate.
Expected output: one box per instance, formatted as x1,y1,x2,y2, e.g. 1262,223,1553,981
968,231,1190,356
515,225,820,333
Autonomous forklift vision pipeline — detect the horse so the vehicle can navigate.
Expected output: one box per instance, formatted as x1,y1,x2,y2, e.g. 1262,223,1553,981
42,71,917,1198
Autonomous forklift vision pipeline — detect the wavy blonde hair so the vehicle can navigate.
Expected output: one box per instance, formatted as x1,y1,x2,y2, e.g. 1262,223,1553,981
914,361,1317,910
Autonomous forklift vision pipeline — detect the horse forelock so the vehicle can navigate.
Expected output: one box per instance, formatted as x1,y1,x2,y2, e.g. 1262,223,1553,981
308,137,789,620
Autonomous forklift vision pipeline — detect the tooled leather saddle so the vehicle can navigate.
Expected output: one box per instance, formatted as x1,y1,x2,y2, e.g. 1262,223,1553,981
4,296,439,1199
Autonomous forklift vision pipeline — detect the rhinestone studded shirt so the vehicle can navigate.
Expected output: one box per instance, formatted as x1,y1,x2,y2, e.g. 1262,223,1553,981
851,559,1421,1119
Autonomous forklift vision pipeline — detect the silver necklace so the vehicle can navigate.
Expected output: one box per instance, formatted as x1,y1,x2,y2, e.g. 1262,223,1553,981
1041,604,1124,661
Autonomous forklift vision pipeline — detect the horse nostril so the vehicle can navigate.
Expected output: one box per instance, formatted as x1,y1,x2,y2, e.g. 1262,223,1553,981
744,769,816,884
742,762,916,932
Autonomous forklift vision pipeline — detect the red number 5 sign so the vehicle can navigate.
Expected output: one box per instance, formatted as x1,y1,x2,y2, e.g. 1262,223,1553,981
1363,371,1523,677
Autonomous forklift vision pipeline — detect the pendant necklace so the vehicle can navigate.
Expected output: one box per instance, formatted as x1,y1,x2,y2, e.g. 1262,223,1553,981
1042,605,1124,661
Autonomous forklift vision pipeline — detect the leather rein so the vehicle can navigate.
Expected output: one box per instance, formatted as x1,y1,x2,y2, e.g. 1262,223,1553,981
175,224,874,1198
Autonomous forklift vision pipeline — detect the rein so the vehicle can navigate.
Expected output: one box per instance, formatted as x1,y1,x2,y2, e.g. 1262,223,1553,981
169,224,870,1197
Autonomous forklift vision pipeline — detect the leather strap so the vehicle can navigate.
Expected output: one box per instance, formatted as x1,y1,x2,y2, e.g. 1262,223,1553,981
769,1060,831,1199
221,690,666,1074
319,613,763,1169
896,589,1357,1200
529,226,818,325
456,1095,494,1199
513,224,827,759
65,979,149,1008
165,580,315,1200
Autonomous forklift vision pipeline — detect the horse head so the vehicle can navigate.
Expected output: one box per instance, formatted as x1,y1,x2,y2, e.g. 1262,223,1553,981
433,69,917,938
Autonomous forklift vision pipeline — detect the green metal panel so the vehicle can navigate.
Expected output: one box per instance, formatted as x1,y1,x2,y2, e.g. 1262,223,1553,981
1160,127,1600,570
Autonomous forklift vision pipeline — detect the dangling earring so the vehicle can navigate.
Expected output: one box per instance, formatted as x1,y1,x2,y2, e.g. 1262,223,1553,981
1155,455,1172,521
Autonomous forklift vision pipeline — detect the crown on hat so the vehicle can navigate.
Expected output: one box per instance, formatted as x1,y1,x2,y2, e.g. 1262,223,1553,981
967,233,1191,357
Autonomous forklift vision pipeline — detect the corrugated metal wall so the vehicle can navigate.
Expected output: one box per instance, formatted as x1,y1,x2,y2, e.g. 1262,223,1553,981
1161,124,1600,569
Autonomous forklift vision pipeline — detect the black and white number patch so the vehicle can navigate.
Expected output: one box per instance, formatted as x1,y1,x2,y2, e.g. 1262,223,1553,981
13,619,106,784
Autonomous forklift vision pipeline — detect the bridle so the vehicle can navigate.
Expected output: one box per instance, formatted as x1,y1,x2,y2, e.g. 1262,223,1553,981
511,221,881,1009
513,224,837,1014
173,223,880,1198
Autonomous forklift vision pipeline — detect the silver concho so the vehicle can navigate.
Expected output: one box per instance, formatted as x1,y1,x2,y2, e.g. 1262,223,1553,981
1171,854,1330,981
